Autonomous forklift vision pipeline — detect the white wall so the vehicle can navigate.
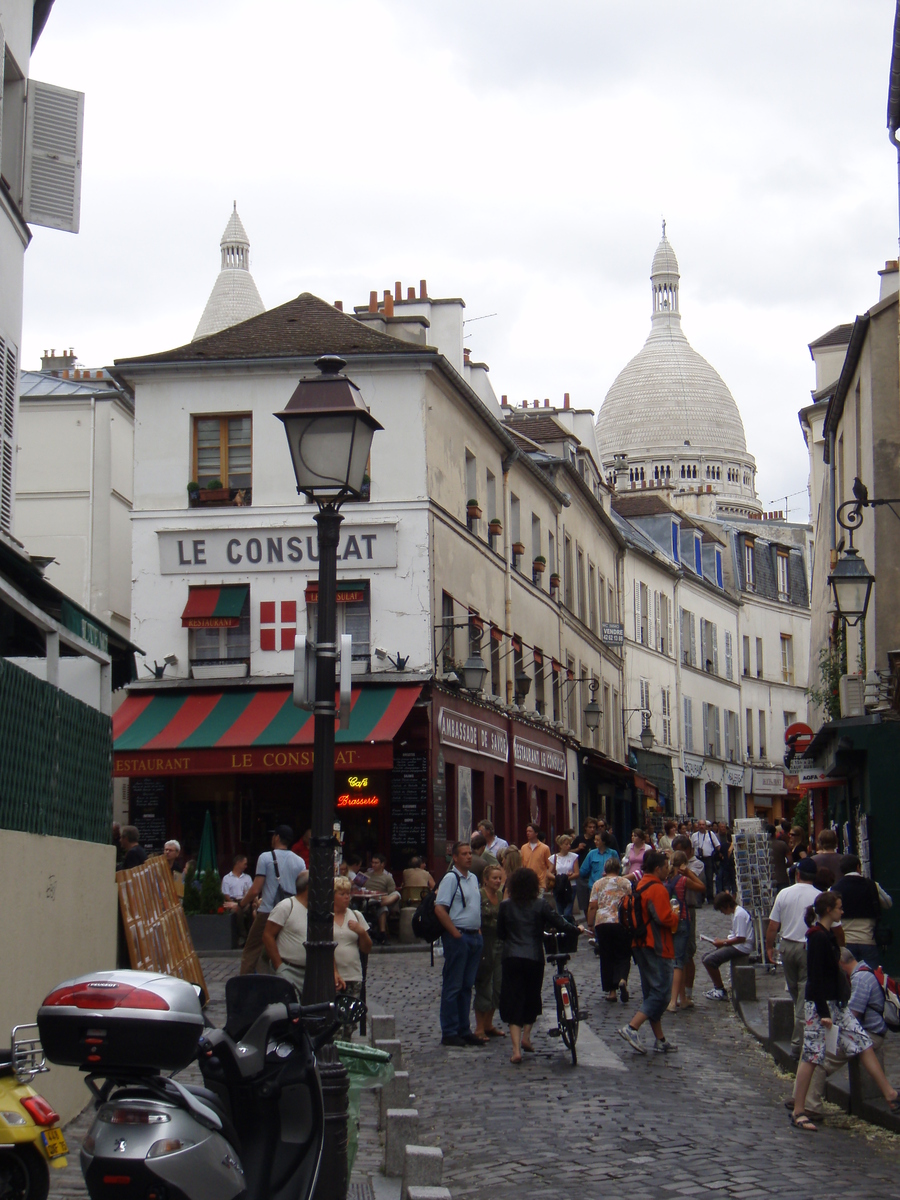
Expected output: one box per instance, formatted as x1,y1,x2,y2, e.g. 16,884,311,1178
0,830,118,1123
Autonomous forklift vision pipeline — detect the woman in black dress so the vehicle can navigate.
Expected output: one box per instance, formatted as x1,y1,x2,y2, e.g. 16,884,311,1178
497,866,574,1064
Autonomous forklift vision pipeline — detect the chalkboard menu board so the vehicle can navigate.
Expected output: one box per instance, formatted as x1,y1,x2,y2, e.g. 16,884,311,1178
390,752,428,867
130,777,170,850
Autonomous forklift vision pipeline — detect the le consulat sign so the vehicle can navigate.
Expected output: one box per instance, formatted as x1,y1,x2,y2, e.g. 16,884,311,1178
158,523,397,573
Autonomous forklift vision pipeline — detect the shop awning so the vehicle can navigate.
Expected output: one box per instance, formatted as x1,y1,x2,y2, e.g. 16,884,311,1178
112,684,422,776
181,585,248,628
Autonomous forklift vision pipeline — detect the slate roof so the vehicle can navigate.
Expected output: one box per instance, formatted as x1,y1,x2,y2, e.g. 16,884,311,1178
503,412,579,444
611,493,675,518
808,323,853,351
117,293,434,367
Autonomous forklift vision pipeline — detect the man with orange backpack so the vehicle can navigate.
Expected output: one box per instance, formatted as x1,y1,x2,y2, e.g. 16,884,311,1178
618,849,680,1055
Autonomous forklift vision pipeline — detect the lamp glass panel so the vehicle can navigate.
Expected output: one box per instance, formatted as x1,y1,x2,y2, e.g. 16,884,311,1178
832,575,870,619
347,419,376,495
584,702,601,730
285,414,357,493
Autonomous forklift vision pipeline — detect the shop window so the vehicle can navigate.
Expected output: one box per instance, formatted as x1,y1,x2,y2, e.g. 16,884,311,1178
189,587,250,671
192,414,252,503
306,581,370,673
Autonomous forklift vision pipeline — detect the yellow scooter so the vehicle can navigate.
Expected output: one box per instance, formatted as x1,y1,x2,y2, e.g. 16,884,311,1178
0,1025,67,1199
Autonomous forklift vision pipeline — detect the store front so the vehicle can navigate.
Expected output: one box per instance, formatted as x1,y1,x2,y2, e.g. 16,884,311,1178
578,751,636,846
114,681,425,873
746,768,787,821
432,687,571,857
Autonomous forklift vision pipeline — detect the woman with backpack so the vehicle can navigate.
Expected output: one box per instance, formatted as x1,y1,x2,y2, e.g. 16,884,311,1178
790,890,900,1131
547,834,578,919
585,856,633,1003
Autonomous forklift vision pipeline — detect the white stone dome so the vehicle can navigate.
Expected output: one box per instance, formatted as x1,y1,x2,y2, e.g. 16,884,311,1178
192,204,265,342
596,230,752,465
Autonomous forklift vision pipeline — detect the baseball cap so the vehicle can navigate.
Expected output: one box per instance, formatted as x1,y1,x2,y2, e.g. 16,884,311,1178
796,857,817,878
270,824,295,844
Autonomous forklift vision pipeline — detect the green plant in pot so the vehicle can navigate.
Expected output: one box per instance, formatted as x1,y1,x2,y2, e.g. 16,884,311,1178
533,555,547,573
182,864,224,914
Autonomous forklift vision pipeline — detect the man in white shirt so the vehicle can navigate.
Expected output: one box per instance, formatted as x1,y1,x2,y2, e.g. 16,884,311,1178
221,854,253,901
702,893,755,999
765,856,820,1056
691,821,721,904
477,820,508,857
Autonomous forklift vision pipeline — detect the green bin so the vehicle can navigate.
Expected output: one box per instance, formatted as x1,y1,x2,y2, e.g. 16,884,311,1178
334,1041,394,1173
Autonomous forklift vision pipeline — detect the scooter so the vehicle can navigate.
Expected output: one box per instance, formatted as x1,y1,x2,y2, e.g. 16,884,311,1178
0,1023,68,1200
37,969,362,1200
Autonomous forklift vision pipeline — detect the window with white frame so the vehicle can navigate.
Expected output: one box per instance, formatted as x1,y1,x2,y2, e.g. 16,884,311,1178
639,678,651,729
783,710,797,730
702,702,721,758
307,582,371,672
566,655,577,730
588,562,597,631
564,536,574,607
603,681,611,754
742,635,750,676
746,708,753,757
781,634,794,684
681,607,697,666
758,710,767,759
743,540,755,590
577,547,586,619
189,588,250,666
659,593,672,656
700,618,718,674
777,552,790,599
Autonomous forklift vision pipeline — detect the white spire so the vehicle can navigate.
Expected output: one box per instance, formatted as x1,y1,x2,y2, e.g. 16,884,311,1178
192,204,265,341
650,221,680,324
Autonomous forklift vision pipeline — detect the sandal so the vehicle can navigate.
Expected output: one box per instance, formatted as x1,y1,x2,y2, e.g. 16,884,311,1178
789,1112,817,1132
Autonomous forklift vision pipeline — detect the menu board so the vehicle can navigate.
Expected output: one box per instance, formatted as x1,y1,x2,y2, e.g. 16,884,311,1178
130,777,169,850
390,752,428,867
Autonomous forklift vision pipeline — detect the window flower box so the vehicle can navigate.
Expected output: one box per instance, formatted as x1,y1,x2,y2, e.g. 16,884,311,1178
511,541,526,557
488,518,503,535
549,572,561,590
466,500,482,520
191,662,250,680
533,556,547,573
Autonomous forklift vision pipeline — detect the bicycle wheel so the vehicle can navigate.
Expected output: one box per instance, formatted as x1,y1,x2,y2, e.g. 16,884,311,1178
556,975,579,1065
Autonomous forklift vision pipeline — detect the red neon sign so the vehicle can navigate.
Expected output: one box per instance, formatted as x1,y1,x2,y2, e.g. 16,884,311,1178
336,794,380,808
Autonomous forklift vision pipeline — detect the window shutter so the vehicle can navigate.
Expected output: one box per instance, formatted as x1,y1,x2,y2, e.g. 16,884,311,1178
714,708,722,758
0,27,5,172
702,702,709,751
23,80,84,233
634,579,641,643
684,697,693,752
690,613,696,666
700,619,707,666
712,624,719,675
725,630,733,681
0,337,16,535
667,600,674,660
654,591,660,650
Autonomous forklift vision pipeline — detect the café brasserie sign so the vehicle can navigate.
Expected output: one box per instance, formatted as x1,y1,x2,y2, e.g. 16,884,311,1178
158,523,397,574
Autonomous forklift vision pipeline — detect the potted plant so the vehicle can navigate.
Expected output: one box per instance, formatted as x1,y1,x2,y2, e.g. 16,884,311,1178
183,864,233,951
549,572,561,590
488,517,502,535
466,498,482,520
187,480,200,505
198,479,231,503
533,555,547,573
511,540,526,557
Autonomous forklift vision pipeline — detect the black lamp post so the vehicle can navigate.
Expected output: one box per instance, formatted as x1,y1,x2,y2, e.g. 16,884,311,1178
275,355,382,1200
828,547,875,628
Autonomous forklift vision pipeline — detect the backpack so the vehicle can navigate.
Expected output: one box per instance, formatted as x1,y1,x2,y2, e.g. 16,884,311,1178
412,872,462,944
271,851,293,906
860,964,900,1033
619,878,651,947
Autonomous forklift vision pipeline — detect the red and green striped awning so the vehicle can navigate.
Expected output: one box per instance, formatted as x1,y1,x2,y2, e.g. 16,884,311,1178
112,684,421,777
181,586,248,628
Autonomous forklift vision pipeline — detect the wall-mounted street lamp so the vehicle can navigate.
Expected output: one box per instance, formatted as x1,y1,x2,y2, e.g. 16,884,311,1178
623,706,655,751
276,355,382,1200
829,479,885,627
583,679,602,732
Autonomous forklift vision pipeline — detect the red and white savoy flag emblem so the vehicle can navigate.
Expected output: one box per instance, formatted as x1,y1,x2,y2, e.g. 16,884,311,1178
260,601,296,651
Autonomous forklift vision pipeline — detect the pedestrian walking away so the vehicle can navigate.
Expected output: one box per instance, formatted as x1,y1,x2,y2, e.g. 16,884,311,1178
701,891,755,1000
666,849,705,1011
262,870,311,992
690,820,720,903
435,841,484,1047
618,849,680,1056
474,864,505,1040
790,891,900,1132
497,866,574,1063
766,856,820,1057
238,824,306,974
585,857,632,1003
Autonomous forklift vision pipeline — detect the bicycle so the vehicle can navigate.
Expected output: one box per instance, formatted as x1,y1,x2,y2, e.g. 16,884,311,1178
545,927,581,1065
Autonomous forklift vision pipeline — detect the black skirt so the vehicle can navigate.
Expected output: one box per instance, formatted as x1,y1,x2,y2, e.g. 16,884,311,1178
499,956,545,1026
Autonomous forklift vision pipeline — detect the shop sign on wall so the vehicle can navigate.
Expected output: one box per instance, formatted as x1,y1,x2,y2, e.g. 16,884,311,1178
724,765,746,788
438,708,508,763
601,623,624,646
683,753,704,778
752,769,786,795
513,736,566,780
158,524,397,573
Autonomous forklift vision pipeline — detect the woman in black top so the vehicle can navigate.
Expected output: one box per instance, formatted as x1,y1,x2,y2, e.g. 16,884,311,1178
791,892,899,1131
497,867,574,1064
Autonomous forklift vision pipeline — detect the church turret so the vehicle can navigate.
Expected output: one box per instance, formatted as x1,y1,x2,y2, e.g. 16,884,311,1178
651,221,680,324
192,204,265,341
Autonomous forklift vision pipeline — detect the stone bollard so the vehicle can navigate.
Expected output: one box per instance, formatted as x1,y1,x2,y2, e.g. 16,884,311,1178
369,1014,396,1044
375,1038,403,1071
767,997,794,1045
406,1190,452,1200
401,1146,444,1200
378,1070,410,1131
731,964,757,1004
384,1108,419,1177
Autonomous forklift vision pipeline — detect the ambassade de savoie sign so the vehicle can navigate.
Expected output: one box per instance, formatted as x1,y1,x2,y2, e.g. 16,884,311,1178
158,523,397,574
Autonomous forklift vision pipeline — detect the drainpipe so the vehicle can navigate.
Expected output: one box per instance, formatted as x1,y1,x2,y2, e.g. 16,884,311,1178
828,431,836,552
673,573,684,810
502,451,517,705
615,545,626,762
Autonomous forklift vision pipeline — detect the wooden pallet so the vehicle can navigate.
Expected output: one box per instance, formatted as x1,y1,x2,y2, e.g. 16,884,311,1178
116,855,209,1003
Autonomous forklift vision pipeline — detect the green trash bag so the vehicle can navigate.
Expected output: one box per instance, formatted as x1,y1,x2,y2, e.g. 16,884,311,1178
334,1041,395,1173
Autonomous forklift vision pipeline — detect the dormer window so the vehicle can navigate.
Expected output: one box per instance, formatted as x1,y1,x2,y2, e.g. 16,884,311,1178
744,540,755,591
715,548,723,589
671,522,680,563
694,535,702,576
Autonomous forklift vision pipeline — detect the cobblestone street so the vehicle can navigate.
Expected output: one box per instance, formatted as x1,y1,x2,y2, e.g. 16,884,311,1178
49,913,900,1200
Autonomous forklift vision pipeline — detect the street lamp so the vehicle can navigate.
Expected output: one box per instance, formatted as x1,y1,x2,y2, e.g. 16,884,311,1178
276,355,382,1200
462,653,489,692
828,546,875,628
583,680,601,732
639,724,655,751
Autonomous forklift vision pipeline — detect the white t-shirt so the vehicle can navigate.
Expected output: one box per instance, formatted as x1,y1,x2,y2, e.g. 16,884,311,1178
222,871,252,900
334,910,369,982
551,852,578,876
729,905,755,954
267,897,309,965
769,882,819,943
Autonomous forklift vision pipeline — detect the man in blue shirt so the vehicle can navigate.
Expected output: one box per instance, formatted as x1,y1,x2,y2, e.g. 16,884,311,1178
579,831,620,889
238,825,306,975
435,842,483,1047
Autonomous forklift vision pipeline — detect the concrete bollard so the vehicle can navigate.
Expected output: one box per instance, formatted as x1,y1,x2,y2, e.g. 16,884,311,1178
375,1038,403,1071
369,1014,396,1043
767,997,794,1044
401,1146,444,1200
384,1108,419,1177
731,964,757,1003
406,1190,452,1200
378,1070,410,1131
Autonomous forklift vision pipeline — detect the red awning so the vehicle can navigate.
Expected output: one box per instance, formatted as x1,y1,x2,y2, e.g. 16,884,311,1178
181,585,248,628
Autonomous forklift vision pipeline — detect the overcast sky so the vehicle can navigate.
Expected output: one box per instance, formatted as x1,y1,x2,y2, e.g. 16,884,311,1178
24,0,900,521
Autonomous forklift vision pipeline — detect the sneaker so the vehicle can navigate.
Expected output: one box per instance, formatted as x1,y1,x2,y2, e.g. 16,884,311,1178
653,1038,678,1053
441,1035,465,1047
705,988,728,1001
618,1025,646,1055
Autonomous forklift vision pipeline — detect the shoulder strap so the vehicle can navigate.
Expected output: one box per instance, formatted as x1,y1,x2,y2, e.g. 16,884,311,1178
271,850,282,881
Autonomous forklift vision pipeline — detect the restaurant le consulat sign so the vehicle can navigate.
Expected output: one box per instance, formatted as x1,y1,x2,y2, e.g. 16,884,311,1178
158,524,397,573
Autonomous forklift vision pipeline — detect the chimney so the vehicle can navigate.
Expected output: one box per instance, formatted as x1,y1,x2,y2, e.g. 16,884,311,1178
407,286,416,300
368,291,378,313
383,290,394,317
563,393,570,409
41,348,77,372
501,394,508,406
95,370,103,379
521,401,528,408
394,281,402,302
419,279,427,299
544,398,549,407
334,300,343,312
879,259,900,301
463,347,471,365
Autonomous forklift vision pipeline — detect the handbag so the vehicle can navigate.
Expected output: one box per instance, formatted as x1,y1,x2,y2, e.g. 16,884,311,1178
551,855,573,904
